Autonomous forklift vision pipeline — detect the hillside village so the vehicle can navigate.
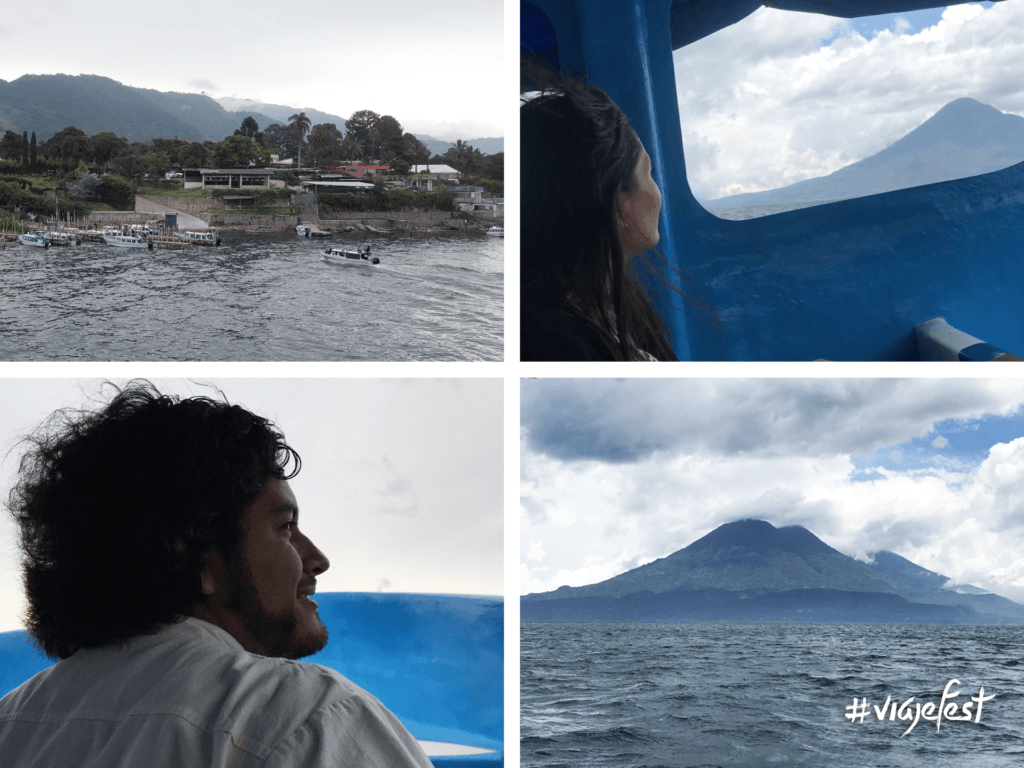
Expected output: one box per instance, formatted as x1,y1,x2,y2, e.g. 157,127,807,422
0,80,503,234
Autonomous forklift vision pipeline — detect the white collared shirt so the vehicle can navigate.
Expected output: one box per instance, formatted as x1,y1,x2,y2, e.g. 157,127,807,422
0,617,432,768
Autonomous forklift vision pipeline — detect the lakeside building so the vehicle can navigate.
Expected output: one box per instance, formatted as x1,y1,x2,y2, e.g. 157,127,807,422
183,168,274,190
410,164,461,182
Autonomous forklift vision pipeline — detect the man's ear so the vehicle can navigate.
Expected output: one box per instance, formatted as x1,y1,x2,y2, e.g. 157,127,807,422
199,548,226,597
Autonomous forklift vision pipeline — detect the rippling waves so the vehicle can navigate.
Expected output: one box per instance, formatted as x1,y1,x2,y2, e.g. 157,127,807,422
521,622,1024,768
0,232,503,361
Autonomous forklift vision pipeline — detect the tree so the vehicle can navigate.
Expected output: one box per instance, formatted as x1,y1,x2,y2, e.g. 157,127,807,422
260,123,298,159
308,123,343,168
444,141,485,176
340,135,364,164
0,130,21,160
377,115,406,156
481,151,504,182
96,175,136,209
30,132,37,167
235,116,260,138
140,149,172,178
92,132,129,169
212,134,270,168
67,172,102,199
22,131,28,168
401,133,430,166
44,126,91,171
288,112,311,170
345,110,382,157
176,141,209,168
111,149,146,181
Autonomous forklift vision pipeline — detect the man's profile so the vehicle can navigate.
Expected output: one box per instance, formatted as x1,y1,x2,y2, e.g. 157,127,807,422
0,382,431,767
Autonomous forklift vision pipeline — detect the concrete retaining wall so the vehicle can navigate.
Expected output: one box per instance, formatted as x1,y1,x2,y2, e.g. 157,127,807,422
86,210,151,224
137,195,218,215
208,214,297,229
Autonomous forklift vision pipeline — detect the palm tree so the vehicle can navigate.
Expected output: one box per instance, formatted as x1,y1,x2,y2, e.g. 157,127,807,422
288,112,311,170
340,136,364,166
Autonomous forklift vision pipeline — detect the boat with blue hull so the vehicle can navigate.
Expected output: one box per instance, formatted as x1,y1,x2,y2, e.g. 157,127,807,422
0,592,503,766
521,0,1023,361
17,232,48,248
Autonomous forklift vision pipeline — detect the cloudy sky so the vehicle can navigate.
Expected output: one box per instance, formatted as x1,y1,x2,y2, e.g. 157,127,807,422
0,378,502,633
0,0,503,141
675,1,1023,199
521,378,1024,605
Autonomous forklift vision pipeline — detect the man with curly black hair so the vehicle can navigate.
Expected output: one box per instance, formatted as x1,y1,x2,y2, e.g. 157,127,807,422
0,382,431,767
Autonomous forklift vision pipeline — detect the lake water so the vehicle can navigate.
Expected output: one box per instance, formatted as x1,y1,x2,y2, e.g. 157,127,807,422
705,200,842,220
0,231,503,361
521,622,1024,768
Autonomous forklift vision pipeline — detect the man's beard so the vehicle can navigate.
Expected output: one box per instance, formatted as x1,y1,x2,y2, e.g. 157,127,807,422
221,554,328,660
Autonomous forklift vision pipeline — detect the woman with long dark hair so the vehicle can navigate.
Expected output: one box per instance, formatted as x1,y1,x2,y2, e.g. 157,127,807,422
521,69,677,361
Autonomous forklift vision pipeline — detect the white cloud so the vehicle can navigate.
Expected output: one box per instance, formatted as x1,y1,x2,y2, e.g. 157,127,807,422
932,436,950,448
522,380,1024,605
675,2,1024,199
0,1,503,135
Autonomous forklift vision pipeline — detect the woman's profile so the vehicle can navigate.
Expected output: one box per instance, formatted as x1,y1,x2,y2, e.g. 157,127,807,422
521,66,677,361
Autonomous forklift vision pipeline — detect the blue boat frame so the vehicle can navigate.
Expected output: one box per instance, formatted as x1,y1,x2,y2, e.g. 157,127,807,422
0,593,503,767
522,0,1024,361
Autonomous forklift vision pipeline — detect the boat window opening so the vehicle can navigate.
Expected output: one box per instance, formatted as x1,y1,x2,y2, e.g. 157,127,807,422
673,2,1021,221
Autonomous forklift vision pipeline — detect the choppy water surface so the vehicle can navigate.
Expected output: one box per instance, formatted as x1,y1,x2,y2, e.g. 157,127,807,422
521,622,1024,768
706,200,844,220
0,232,503,361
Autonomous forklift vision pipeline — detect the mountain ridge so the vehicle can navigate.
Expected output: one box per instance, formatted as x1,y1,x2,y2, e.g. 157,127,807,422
0,75,503,153
703,97,1024,209
522,519,1024,624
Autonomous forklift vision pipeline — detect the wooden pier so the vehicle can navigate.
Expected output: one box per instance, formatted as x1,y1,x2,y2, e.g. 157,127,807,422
3,212,222,250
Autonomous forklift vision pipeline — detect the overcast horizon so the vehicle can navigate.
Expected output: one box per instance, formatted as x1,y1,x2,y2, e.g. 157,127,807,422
676,1,1022,199
522,379,1024,606
0,378,503,634
0,0,503,143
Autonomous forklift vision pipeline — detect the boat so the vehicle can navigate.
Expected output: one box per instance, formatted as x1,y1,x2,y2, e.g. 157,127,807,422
297,221,330,237
0,592,503,766
321,245,380,267
103,234,153,250
18,231,49,248
45,231,81,246
173,230,221,246
521,0,1023,361
486,226,504,237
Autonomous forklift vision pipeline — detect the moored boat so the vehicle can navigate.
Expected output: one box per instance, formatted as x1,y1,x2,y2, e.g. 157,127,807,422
45,231,81,246
321,245,380,266
103,234,153,250
18,231,49,248
173,230,221,246
486,226,503,237
297,221,330,237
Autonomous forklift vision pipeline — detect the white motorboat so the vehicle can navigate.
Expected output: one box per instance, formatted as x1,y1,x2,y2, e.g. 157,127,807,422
103,234,153,250
46,231,81,246
297,221,329,237
321,245,380,267
173,230,221,246
486,226,503,237
18,231,49,248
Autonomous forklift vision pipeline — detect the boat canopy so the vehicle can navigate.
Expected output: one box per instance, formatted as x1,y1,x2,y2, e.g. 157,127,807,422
521,0,1024,360
524,1,1012,60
